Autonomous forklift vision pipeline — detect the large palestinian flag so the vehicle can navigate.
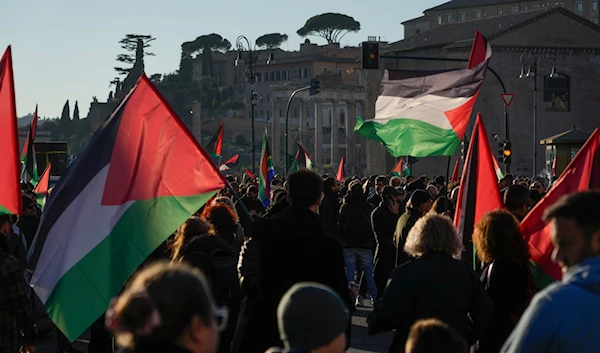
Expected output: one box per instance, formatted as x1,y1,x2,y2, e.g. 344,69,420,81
355,31,491,157
454,114,502,266
289,143,313,173
521,128,600,287
0,46,21,216
28,75,226,341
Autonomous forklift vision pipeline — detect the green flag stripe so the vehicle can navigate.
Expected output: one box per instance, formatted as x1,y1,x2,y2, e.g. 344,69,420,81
0,204,14,216
44,192,216,341
354,116,460,157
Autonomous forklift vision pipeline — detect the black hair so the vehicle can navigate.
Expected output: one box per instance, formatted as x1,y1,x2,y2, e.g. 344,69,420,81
503,185,531,211
544,191,600,239
405,319,468,353
375,176,388,185
107,261,215,350
287,170,323,208
323,177,336,193
0,214,11,229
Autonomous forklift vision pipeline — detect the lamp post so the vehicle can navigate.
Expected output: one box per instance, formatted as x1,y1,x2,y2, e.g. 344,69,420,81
235,36,274,174
518,50,559,176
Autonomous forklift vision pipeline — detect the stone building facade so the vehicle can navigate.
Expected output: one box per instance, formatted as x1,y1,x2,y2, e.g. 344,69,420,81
403,0,600,38
367,7,600,177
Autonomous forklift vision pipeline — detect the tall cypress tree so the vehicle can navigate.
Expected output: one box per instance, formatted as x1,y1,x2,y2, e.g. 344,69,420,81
73,101,80,121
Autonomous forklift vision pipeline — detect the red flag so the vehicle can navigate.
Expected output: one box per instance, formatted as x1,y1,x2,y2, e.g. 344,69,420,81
467,31,491,69
34,163,51,195
454,114,503,264
0,46,21,216
206,122,224,158
521,128,600,281
451,158,460,184
245,169,255,179
551,154,557,177
336,157,345,181
219,154,239,172
391,159,404,177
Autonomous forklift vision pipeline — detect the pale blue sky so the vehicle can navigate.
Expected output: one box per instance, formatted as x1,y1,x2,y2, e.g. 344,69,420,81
1,0,442,118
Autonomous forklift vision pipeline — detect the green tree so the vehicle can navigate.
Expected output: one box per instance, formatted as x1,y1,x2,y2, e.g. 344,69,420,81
60,100,71,138
297,13,360,44
115,34,156,76
182,34,231,77
73,101,80,121
149,74,162,85
256,33,288,49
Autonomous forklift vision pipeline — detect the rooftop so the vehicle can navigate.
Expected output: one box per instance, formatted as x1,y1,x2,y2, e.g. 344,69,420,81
540,128,592,144
425,0,522,12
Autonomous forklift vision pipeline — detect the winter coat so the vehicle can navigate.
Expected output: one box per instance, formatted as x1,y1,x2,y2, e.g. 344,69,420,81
337,194,376,250
477,256,532,353
319,192,340,236
371,202,400,298
368,252,494,353
501,256,600,353
233,206,352,353
393,208,423,267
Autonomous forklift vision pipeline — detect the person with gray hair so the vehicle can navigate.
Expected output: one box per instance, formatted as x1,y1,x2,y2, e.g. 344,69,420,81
368,214,493,353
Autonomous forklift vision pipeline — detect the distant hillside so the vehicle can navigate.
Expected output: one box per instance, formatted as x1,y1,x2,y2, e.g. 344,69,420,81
18,113,56,127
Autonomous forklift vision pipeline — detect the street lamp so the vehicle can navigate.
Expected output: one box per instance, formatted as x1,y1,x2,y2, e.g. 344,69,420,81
518,50,559,176
235,35,273,174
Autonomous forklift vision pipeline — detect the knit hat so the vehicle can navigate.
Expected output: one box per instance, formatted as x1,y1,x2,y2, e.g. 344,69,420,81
409,189,432,208
277,283,349,351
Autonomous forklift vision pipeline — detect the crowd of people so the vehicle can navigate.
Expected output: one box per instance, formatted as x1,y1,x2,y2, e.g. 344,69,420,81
1,169,599,353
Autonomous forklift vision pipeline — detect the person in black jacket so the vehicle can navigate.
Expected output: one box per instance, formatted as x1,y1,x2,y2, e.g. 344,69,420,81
371,186,403,300
234,170,352,353
319,177,340,236
338,180,378,303
367,176,388,207
368,214,493,353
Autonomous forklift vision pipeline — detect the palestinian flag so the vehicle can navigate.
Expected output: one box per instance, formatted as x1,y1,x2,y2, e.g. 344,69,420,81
219,154,239,172
34,162,51,209
258,129,275,208
289,143,313,173
391,158,410,177
0,46,21,216
492,153,504,180
245,169,255,179
451,158,460,184
21,104,39,185
355,31,491,157
205,122,224,159
336,157,345,181
454,114,503,266
28,75,225,341
521,128,600,287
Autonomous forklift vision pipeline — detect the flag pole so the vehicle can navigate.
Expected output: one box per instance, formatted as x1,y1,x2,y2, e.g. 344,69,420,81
445,156,451,210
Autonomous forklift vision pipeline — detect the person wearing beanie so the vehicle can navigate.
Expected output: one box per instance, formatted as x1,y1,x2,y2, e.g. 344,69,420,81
266,283,350,353
393,190,433,267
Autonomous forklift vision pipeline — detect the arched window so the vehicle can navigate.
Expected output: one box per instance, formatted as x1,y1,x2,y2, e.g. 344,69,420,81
544,73,570,112
339,109,346,126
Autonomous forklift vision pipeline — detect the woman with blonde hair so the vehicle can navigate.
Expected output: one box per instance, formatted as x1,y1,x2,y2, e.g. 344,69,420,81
473,210,535,353
368,214,493,353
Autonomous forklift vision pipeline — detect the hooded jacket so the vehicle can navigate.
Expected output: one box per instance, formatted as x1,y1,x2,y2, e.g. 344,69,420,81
501,256,600,353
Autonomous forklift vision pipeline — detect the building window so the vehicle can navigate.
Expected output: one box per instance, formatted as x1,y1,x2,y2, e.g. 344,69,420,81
512,7,519,12
543,73,570,112
437,15,442,24
339,110,346,126
497,9,503,15
593,0,597,11
447,14,453,22
260,110,264,117
322,67,328,73
266,94,270,102
475,10,481,18
276,71,281,81
416,29,421,34
577,1,583,12
293,69,299,80
459,12,465,20
303,68,309,78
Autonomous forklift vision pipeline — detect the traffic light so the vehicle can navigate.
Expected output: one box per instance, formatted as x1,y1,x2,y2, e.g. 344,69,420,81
310,78,320,96
362,42,379,70
502,141,512,165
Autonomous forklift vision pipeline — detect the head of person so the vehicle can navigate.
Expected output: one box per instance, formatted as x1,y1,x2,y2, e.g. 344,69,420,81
426,185,438,198
271,179,283,188
405,175,416,184
418,175,429,185
287,170,324,212
0,214,11,238
375,176,388,192
170,217,215,261
498,174,514,190
22,195,37,217
390,176,402,188
200,202,238,228
349,180,365,199
405,319,468,353
323,177,339,196
473,210,530,264
382,186,402,204
503,185,532,221
404,214,463,258
246,186,259,200
408,190,433,214
429,197,455,219
106,262,223,353
530,180,546,195
434,176,445,189
212,196,236,212
544,191,600,273
277,282,349,353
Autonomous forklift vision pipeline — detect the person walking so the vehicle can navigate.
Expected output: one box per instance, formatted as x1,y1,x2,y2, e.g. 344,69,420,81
394,190,433,267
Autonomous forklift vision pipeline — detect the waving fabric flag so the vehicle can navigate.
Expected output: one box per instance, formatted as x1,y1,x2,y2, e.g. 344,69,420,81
21,105,39,185
28,75,226,341
205,122,224,159
454,114,503,265
492,153,504,180
391,158,410,177
336,157,345,181
355,31,491,157
451,158,461,184
0,46,21,216
34,163,51,209
219,154,239,172
521,128,600,285
289,143,313,173
258,129,275,207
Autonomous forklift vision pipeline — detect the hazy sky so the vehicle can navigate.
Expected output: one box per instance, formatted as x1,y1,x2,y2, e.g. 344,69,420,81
1,0,442,118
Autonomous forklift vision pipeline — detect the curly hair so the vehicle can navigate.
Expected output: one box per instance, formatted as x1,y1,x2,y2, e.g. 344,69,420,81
405,214,463,257
170,217,215,261
200,201,238,226
473,209,530,264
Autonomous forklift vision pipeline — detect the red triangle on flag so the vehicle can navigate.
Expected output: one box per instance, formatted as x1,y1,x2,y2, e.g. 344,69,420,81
35,163,51,195
336,157,345,181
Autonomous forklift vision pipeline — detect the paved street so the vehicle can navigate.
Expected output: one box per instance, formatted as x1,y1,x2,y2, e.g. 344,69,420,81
38,305,392,353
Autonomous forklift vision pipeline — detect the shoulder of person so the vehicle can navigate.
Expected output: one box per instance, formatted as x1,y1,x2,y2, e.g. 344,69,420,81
0,252,21,274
